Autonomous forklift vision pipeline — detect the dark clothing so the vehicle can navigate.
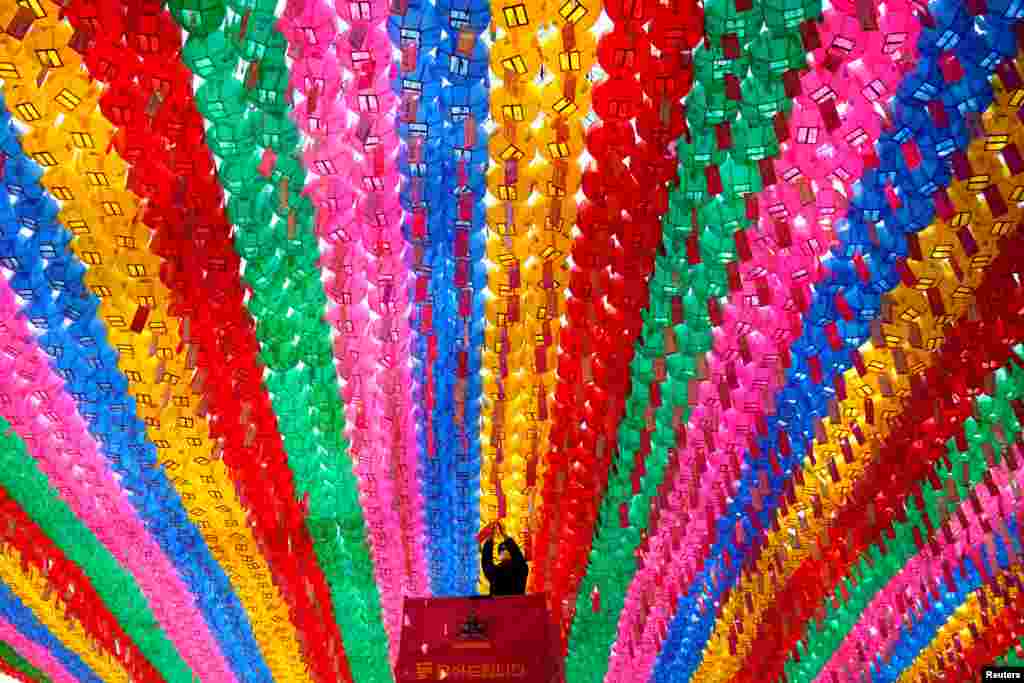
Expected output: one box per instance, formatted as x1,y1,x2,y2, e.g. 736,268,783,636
481,537,528,596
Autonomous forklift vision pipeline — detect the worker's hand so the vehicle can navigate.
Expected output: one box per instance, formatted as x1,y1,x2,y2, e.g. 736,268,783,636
477,522,497,545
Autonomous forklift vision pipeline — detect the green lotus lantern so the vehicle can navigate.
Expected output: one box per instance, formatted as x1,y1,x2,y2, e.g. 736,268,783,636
181,30,237,79
762,0,822,33
167,0,227,37
704,0,764,43
195,77,247,121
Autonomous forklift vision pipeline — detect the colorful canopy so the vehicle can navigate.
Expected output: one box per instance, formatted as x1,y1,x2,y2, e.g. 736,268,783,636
1,0,1024,681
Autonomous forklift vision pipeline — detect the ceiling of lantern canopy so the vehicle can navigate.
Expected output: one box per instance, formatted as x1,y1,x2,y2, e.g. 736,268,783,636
2,0,1024,682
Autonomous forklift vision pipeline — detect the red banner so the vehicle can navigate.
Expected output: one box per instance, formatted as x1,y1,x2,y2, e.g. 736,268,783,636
395,594,562,683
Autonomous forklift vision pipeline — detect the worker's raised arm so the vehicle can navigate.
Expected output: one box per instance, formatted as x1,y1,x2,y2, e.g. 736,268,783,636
481,537,496,582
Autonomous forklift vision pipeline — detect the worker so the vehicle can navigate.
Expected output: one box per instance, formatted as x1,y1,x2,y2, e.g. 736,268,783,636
480,522,528,596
